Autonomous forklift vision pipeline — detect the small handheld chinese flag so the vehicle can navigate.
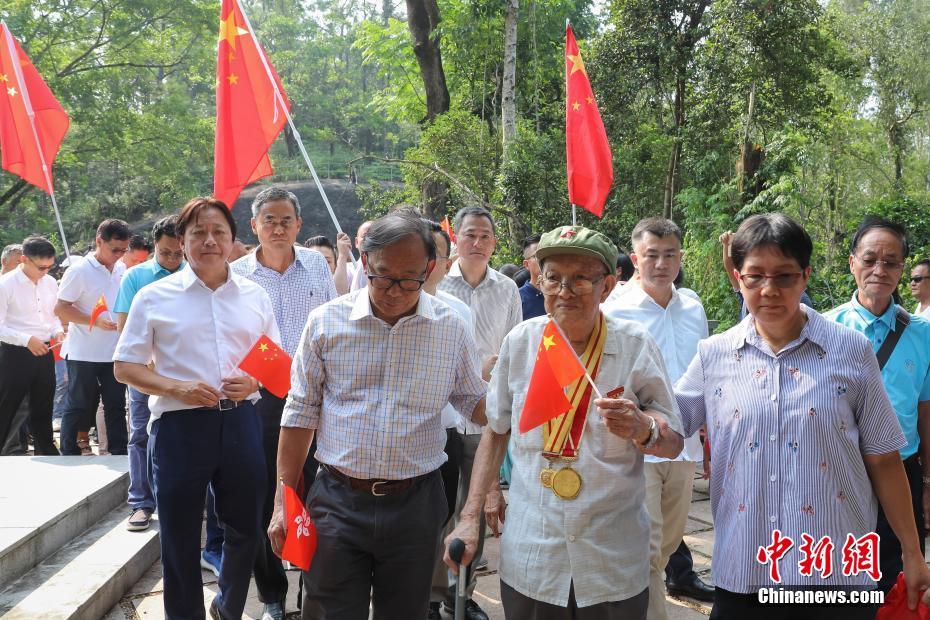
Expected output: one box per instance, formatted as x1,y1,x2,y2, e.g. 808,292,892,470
214,0,290,209
876,572,930,619
0,21,70,193
88,295,108,330
281,483,317,571
565,24,613,218
520,320,587,433
238,334,292,398
440,216,456,244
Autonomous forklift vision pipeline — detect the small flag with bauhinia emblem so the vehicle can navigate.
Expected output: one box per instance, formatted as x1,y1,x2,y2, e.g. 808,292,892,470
237,334,292,398
281,483,317,571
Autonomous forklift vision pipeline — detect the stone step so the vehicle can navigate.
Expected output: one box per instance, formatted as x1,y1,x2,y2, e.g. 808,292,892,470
0,456,130,590
0,504,160,619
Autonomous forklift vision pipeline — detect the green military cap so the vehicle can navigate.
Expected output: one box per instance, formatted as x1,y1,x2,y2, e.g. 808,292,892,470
535,225,618,275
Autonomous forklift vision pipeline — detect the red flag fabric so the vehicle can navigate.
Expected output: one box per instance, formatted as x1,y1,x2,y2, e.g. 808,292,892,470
565,25,613,218
214,0,289,209
520,320,587,433
88,295,108,331
876,572,930,619
0,21,69,193
281,483,317,571
49,336,63,362
440,216,456,244
238,334,292,398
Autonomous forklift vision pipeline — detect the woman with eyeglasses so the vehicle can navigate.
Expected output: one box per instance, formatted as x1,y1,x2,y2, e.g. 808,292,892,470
675,213,930,619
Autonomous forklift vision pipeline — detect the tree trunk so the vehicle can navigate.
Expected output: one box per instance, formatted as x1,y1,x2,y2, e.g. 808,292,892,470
500,0,523,246
663,77,684,219
405,0,450,123
284,123,298,158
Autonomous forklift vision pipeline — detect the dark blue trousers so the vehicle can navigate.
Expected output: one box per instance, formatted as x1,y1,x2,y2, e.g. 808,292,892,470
150,403,265,620
60,359,127,455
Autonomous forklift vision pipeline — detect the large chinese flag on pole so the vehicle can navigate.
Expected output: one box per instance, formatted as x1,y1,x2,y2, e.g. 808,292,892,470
214,0,289,209
519,320,587,433
0,21,69,193
565,25,612,218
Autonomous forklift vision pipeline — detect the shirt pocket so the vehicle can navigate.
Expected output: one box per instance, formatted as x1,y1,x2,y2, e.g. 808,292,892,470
587,405,630,459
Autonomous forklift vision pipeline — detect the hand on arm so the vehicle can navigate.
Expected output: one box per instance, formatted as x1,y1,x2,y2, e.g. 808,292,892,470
864,451,930,610
444,427,510,570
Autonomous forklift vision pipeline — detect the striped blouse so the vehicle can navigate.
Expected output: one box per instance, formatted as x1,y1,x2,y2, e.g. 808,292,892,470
675,306,905,592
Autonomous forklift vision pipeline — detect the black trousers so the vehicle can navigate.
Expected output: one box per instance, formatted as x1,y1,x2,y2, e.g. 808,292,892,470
254,389,319,605
500,581,648,620
60,359,127,455
710,587,878,620
0,343,58,455
439,428,464,524
876,453,925,594
301,467,446,619
665,541,698,583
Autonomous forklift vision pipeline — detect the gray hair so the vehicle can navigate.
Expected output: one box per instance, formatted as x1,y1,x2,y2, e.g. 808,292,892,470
453,206,496,235
361,213,436,261
251,187,301,218
1,244,22,261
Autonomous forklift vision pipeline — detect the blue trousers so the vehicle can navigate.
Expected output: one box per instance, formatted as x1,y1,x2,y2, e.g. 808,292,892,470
60,360,127,455
128,387,155,511
150,404,265,620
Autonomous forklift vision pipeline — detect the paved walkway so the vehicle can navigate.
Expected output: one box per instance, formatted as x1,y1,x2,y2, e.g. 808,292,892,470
104,476,715,619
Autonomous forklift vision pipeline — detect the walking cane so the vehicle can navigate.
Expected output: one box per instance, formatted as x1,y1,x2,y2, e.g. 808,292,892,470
448,538,467,620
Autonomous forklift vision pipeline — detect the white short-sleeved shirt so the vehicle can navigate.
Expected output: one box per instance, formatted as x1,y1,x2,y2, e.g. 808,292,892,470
113,267,280,426
57,254,125,362
488,315,681,607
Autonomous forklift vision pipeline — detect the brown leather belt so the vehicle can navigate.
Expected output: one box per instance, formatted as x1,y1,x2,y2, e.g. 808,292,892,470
322,463,433,497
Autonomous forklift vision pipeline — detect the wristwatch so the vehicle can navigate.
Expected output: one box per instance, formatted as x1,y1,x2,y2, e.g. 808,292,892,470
639,415,659,449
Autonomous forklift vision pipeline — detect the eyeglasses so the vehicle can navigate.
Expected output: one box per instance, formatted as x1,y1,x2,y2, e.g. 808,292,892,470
539,274,605,295
157,249,185,260
26,256,54,272
853,255,904,270
911,275,930,284
738,272,804,289
366,272,427,292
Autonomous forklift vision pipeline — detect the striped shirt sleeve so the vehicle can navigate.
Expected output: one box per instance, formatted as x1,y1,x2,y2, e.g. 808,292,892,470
675,342,707,439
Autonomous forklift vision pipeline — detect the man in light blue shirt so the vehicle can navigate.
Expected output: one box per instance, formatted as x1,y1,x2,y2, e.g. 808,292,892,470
114,215,185,533
824,215,930,594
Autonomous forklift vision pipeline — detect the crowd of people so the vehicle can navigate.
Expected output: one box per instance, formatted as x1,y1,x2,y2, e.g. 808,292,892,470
1,191,930,620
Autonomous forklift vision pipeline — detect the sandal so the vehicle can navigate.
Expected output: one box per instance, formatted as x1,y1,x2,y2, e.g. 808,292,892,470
76,436,92,456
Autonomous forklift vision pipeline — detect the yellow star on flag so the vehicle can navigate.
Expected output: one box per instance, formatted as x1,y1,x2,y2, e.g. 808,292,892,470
566,53,587,77
219,12,248,51
572,101,581,111
542,335,556,350
227,74,239,85
258,342,269,352
7,87,17,97
0,74,7,82
586,96,594,104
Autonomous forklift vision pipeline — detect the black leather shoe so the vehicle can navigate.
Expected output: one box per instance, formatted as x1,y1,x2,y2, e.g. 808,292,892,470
261,601,285,620
666,575,715,602
443,599,489,620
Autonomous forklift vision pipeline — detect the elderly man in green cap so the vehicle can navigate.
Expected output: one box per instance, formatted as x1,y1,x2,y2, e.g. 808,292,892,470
444,225,684,619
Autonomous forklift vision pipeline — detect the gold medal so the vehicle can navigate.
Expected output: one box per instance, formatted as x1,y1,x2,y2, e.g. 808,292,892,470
540,465,554,488
551,466,582,500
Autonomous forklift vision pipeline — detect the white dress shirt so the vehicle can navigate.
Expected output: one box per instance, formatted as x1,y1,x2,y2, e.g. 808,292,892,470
346,261,368,292
281,290,487,480
57,254,125,362
432,290,477,430
603,283,707,462
113,267,280,425
915,303,930,320
487,315,681,607
0,268,63,346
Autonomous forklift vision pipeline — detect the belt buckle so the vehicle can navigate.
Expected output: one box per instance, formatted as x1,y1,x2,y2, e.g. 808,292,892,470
218,399,236,411
370,480,388,497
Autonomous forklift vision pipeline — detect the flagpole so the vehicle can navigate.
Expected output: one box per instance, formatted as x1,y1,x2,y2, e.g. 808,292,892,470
2,22,70,258
571,204,577,226
234,1,357,265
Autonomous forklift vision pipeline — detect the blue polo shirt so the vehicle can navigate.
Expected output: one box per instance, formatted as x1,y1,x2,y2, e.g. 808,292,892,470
519,280,546,320
114,257,186,313
824,294,930,459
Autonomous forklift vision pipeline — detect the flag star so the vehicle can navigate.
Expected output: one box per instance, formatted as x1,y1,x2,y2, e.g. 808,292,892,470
7,87,17,97
219,12,249,51
0,74,7,82
586,96,594,104
227,74,239,85
572,101,581,111
258,342,269,352
543,335,556,350
566,53,587,76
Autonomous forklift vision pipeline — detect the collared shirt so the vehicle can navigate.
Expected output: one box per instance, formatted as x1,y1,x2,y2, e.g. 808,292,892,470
57,254,126,362
346,261,368,292
114,257,186,313
487,315,681,607
231,246,336,356
675,307,905,593
519,280,546,320
281,290,486,480
433,290,476,430
439,261,522,362
603,283,708,462
824,294,930,459
914,303,930,320
113,267,280,424
0,268,62,346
